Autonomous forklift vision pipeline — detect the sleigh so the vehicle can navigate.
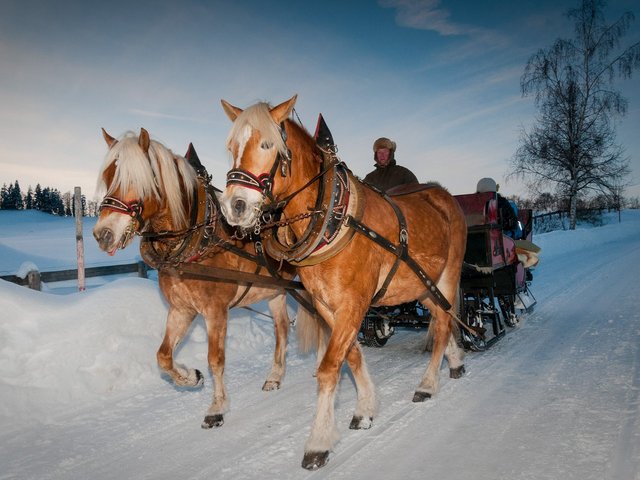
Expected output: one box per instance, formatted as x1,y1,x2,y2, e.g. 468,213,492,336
359,190,538,350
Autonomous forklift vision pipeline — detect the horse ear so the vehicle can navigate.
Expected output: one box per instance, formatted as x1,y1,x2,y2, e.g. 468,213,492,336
139,128,150,153
270,94,298,124
221,99,243,121
102,128,117,148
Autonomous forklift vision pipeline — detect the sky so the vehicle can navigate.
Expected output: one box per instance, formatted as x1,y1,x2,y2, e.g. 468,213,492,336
1,0,639,201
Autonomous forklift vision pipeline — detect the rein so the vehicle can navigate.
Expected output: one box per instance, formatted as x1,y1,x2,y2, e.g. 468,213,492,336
230,120,484,335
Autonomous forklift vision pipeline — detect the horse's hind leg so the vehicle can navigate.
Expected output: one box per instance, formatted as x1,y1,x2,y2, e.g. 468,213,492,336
156,306,203,387
262,293,289,391
413,304,453,402
201,303,229,428
446,321,465,378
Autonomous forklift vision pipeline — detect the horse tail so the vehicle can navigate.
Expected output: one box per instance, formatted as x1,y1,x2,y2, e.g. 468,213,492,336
295,293,329,355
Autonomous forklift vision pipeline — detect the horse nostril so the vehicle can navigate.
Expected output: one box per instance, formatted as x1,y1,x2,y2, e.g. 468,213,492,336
95,228,114,248
233,199,246,217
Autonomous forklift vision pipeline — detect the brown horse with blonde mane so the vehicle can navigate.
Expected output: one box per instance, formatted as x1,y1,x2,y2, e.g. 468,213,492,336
93,128,304,429
218,95,468,469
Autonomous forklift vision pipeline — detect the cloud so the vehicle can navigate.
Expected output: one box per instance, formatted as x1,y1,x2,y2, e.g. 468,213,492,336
127,109,205,123
379,0,468,36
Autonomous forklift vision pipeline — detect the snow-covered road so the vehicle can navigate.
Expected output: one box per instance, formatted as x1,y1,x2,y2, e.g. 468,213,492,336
1,210,639,479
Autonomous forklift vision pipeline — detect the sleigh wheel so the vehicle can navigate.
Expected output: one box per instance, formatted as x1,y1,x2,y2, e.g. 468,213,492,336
359,314,394,347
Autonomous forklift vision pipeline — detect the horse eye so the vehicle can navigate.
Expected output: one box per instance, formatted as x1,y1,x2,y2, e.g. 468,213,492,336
261,141,273,150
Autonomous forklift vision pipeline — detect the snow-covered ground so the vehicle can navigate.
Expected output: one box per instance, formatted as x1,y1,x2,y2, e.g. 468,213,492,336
0,209,639,480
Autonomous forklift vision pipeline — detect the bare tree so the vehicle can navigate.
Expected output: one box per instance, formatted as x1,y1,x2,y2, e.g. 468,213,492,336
510,0,639,229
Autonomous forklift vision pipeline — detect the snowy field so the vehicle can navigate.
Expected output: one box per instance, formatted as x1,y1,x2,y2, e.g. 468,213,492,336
0,209,639,480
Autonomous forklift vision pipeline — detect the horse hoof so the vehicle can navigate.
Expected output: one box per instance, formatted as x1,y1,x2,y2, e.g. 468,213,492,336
262,380,281,391
302,451,329,470
195,369,204,386
349,415,373,430
201,414,224,429
449,365,465,379
412,391,432,403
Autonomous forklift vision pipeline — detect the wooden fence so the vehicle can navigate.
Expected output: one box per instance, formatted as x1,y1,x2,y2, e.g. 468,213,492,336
532,208,613,232
1,261,151,290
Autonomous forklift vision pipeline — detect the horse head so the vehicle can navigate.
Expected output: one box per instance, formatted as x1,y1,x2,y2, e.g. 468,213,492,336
219,95,298,228
93,128,197,255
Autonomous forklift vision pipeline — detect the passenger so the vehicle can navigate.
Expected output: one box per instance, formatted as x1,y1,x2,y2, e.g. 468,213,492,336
476,177,520,238
363,137,418,192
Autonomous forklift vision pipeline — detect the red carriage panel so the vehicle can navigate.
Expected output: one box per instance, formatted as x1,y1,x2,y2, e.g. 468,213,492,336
454,192,517,270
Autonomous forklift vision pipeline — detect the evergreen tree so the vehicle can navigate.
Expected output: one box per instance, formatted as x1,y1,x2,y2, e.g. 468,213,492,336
25,186,34,209
34,184,43,211
11,180,23,210
0,183,7,210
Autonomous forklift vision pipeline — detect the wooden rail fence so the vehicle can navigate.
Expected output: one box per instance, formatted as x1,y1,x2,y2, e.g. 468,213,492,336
1,261,151,290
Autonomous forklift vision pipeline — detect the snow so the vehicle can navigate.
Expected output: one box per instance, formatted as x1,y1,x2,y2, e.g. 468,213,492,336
1,209,639,479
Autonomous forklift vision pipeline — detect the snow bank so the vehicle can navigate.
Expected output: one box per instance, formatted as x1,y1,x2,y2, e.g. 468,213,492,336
534,210,640,261
0,277,282,429
0,278,166,425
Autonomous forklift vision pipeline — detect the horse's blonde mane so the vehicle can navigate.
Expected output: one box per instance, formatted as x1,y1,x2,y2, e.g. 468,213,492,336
96,132,197,229
226,102,288,164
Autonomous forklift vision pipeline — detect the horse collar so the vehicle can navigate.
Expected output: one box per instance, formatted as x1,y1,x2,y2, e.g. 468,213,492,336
139,175,218,268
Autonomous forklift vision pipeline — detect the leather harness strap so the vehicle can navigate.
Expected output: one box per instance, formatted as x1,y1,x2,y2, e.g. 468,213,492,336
338,184,453,310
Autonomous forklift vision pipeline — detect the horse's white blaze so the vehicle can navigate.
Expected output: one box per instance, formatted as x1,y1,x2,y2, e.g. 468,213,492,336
234,124,252,168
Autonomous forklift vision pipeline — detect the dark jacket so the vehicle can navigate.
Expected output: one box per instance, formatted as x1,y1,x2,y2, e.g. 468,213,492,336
363,159,419,192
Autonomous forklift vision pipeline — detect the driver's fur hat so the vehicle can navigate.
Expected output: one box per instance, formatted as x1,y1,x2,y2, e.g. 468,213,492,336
373,137,396,152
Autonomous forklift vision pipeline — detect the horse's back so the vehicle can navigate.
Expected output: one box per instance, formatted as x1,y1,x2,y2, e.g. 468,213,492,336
389,183,465,228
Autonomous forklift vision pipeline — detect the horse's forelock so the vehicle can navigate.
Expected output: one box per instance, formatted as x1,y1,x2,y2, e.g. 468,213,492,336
226,102,288,166
97,132,159,201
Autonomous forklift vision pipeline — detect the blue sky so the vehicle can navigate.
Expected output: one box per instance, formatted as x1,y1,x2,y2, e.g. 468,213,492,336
1,0,639,200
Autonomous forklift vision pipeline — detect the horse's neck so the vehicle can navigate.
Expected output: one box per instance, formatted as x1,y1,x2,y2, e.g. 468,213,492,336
282,152,321,240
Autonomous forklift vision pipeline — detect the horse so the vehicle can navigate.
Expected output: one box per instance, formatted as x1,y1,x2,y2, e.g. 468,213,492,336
218,95,468,469
93,127,305,429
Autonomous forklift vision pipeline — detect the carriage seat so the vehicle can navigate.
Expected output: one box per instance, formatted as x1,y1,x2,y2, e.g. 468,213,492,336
454,192,517,271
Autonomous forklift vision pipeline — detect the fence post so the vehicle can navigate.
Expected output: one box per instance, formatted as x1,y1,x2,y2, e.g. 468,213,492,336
137,260,148,278
27,269,41,291
74,187,86,292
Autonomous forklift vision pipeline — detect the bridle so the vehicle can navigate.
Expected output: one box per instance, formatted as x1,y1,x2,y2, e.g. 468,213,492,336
99,195,145,229
225,121,339,232
225,122,293,206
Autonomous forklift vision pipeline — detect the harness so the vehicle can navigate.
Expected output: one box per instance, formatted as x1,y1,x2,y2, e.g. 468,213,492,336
99,143,315,314
225,121,453,313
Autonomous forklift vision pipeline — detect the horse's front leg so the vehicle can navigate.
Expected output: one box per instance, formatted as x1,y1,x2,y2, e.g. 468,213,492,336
346,341,376,430
262,293,289,391
156,307,203,387
201,304,229,428
302,308,369,470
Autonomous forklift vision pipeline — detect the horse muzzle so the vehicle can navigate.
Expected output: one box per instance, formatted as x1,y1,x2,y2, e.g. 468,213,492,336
219,187,263,228
93,215,138,255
